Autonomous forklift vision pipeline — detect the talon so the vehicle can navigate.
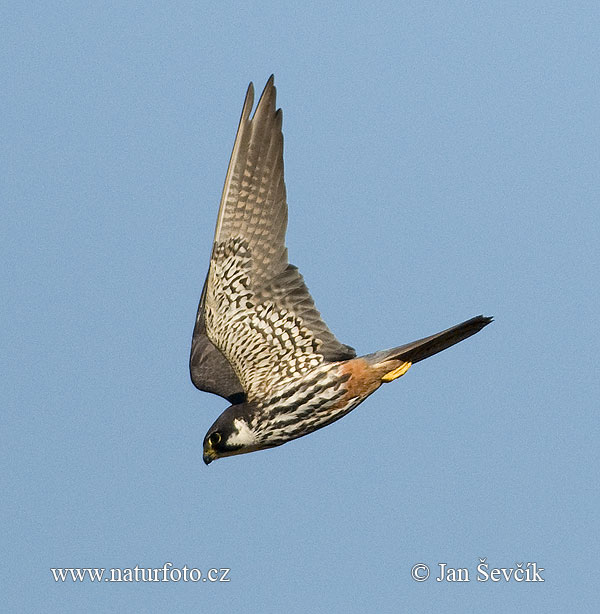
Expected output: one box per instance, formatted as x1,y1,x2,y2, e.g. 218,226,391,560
381,361,412,382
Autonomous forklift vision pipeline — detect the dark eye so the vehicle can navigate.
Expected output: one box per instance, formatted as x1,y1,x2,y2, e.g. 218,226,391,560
208,432,222,446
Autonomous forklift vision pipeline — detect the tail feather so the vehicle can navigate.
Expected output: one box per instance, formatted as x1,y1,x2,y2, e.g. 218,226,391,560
363,315,493,366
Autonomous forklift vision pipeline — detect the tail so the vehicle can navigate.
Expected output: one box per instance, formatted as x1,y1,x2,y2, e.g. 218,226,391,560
363,315,493,366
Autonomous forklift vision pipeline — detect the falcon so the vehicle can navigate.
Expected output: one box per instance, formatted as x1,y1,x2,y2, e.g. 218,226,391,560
190,76,492,464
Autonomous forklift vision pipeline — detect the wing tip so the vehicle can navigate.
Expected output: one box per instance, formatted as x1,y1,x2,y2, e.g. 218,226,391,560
242,81,255,119
254,75,277,117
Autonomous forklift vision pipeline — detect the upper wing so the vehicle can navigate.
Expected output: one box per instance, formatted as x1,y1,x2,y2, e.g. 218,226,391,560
191,76,355,402
189,274,246,404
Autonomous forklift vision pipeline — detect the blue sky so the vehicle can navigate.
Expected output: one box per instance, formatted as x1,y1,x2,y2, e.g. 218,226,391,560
2,1,598,612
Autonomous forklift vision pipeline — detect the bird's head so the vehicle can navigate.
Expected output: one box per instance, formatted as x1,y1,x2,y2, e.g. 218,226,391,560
203,403,262,464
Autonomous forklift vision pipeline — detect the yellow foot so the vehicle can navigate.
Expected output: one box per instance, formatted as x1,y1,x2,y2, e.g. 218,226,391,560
381,361,412,382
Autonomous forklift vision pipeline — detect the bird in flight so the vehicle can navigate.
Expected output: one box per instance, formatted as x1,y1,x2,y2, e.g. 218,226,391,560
190,76,492,464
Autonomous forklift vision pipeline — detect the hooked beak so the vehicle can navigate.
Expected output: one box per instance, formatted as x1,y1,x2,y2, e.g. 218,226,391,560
203,446,216,465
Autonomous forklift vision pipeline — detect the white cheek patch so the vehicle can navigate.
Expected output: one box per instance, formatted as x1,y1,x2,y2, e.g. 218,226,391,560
225,418,257,447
